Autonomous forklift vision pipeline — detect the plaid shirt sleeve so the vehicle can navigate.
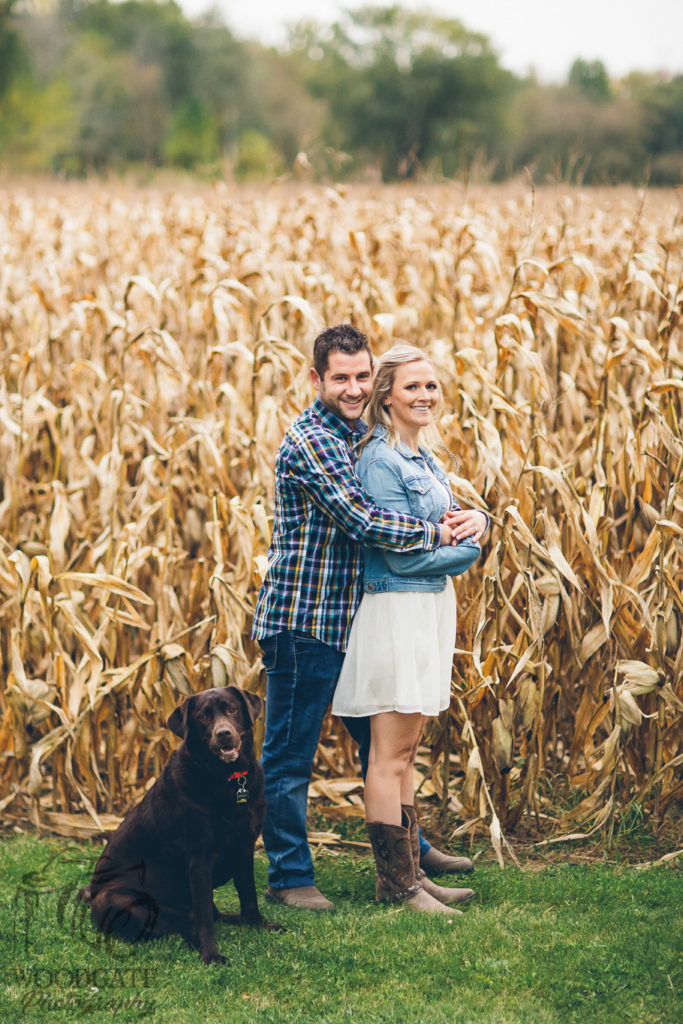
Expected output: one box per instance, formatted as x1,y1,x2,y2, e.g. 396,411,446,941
285,425,440,551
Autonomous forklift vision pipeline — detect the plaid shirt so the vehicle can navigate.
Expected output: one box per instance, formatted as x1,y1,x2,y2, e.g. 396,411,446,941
252,397,440,651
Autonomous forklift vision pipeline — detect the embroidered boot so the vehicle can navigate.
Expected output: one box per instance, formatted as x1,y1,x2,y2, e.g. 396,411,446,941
402,805,475,907
366,821,458,915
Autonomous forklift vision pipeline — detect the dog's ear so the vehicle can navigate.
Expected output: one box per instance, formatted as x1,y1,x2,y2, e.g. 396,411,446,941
226,686,263,725
167,696,193,738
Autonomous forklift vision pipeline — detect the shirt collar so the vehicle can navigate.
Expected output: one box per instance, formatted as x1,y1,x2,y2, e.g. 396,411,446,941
313,396,368,442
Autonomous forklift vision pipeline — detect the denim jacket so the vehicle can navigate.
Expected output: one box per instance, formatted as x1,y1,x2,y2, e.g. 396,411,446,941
358,427,483,594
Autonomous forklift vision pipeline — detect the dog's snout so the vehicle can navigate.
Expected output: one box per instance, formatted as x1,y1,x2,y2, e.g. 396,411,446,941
213,722,241,764
215,725,238,747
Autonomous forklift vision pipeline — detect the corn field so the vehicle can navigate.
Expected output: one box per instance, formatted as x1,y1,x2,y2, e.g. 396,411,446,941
0,181,681,860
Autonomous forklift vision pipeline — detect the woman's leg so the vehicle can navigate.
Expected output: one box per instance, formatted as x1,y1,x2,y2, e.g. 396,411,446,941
398,724,475,907
399,722,424,808
364,712,423,825
346,714,440,859
364,712,456,914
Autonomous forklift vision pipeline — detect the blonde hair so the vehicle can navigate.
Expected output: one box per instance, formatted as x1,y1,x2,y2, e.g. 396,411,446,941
357,344,442,454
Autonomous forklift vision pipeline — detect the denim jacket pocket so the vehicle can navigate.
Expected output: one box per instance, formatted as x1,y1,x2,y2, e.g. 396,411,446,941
403,475,442,520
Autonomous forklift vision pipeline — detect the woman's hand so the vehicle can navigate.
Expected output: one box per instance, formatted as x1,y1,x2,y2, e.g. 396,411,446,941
441,509,488,543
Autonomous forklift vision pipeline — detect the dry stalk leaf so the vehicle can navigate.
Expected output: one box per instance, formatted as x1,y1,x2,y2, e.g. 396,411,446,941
0,183,679,853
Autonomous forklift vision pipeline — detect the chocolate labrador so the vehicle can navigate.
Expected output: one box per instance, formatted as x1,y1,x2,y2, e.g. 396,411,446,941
79,686,282,964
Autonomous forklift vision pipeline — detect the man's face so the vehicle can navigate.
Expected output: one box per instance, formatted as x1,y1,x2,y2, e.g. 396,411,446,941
311,350,373,426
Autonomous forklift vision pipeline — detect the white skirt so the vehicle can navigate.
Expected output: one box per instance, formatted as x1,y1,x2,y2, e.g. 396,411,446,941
332,579,456,718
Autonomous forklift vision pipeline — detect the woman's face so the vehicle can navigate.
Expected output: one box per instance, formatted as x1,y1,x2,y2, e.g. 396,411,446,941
384,359,439,436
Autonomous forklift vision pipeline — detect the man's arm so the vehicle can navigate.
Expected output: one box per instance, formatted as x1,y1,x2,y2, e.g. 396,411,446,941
285,430,446,551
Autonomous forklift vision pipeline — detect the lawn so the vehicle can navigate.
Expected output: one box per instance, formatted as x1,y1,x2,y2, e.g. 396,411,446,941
0,834,680,1024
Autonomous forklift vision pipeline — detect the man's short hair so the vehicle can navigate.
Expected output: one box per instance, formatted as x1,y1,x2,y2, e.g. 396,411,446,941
313,324,372,378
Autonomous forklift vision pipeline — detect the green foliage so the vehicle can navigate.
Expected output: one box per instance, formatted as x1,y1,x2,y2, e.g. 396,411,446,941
236,129,281,180
164,97,217,168
569,58,611,101
0,74,76,172
0,1,681,182
69,0,196,107
0,1,25,98
241,43,323,166
291,5,514,179
625,72,683,183
66,33,167,171
0,835,681,1024
0,0,246,173
508,83,649,184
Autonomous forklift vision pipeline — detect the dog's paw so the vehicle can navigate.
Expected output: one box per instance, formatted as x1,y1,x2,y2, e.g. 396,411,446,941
214,910,240,923
201,948,227,965
263,920,286,933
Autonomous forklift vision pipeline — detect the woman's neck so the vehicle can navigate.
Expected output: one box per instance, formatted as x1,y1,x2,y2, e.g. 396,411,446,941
395,426,421,454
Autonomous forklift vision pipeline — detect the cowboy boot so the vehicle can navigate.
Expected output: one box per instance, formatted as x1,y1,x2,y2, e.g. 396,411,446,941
402,805,475,907
366,821,459,915
420,845,474,875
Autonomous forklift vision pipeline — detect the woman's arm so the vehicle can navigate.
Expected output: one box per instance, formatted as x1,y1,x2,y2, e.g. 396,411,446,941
382,538,481,577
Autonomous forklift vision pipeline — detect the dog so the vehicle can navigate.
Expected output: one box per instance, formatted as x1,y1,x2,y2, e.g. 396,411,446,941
79,685,282,964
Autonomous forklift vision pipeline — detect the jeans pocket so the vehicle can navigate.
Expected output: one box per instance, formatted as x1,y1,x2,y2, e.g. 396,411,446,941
259,634,279,673
290,629,321,645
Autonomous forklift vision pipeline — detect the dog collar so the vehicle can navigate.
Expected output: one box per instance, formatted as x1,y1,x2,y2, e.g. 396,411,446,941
228,769,249,803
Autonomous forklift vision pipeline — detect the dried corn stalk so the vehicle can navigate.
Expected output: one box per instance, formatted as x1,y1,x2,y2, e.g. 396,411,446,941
0,182,680,854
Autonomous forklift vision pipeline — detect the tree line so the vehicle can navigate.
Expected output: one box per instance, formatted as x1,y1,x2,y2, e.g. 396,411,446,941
1,0,681,184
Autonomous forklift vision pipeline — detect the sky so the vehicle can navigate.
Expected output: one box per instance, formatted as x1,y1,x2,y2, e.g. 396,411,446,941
179,0,683,82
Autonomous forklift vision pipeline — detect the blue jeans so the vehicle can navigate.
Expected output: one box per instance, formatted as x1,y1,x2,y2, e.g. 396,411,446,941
342,714,432,857
259,631,345,890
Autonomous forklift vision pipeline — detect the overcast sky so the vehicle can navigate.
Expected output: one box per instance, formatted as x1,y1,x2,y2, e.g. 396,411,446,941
179,0,682,82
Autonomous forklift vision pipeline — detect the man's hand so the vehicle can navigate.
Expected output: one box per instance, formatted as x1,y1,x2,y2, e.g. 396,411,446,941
441,509,488,543
437,522,454,546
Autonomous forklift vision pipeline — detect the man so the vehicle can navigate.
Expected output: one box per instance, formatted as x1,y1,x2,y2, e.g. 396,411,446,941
252,324,485,910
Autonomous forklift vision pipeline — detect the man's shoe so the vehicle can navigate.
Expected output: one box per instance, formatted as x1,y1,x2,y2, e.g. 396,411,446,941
265,885,335,911
420,845,474,876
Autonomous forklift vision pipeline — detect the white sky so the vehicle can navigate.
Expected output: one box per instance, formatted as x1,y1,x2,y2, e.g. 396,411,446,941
180,0,683,81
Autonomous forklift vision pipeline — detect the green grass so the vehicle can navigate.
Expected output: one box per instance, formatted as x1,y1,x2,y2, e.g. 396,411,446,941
0,834,680,1024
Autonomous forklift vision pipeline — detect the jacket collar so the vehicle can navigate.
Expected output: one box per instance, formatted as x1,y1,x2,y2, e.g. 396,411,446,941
372,423,430,461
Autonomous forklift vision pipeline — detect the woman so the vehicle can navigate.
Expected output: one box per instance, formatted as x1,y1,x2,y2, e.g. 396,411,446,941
332,345,487,915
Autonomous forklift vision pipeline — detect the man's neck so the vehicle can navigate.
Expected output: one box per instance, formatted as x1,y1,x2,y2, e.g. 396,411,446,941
315,397,364,432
